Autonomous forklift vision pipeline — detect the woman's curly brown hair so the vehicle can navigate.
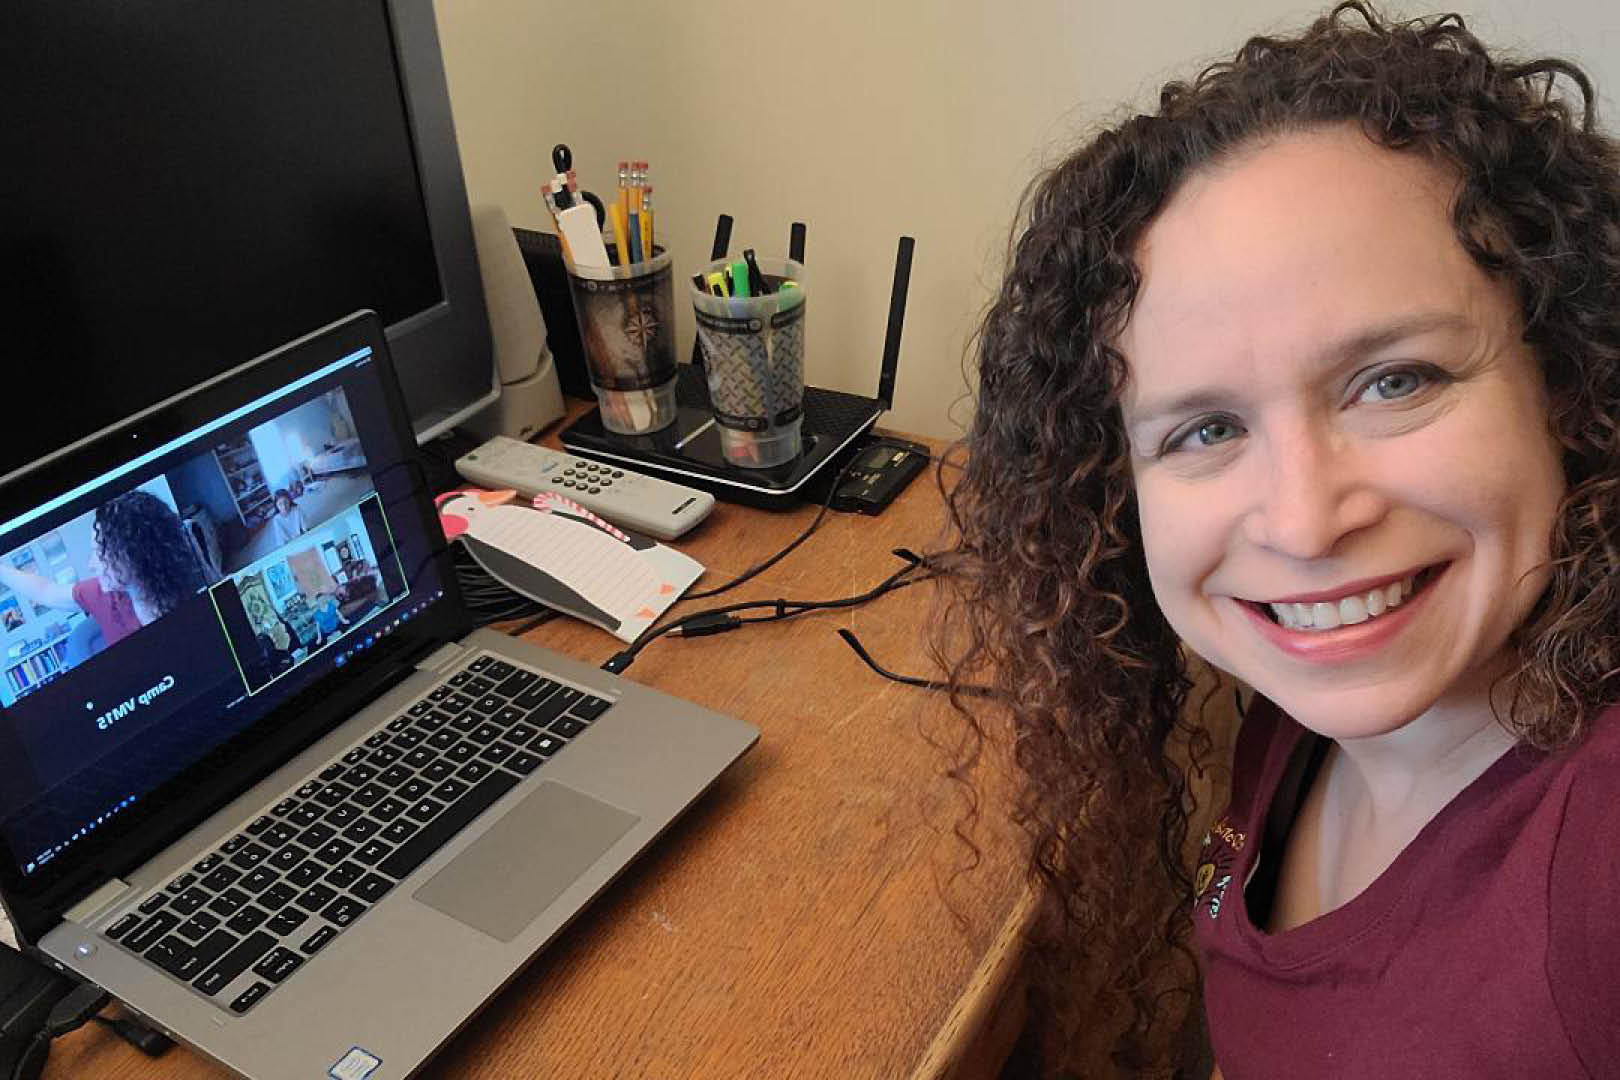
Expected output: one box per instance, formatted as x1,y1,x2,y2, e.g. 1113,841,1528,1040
933,3,1620,1074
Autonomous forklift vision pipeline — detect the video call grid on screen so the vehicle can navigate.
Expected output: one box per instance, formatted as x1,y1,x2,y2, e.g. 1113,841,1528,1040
0,373,407,711
0,345,424,874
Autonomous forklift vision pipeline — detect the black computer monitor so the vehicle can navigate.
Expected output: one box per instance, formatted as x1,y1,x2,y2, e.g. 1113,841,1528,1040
1,0,497,479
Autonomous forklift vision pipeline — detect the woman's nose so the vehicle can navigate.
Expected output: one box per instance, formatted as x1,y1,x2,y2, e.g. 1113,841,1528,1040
1240,424,1386,559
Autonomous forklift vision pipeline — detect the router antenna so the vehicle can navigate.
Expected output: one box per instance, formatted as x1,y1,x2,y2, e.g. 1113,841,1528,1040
789,222,806,264
876,236,913,411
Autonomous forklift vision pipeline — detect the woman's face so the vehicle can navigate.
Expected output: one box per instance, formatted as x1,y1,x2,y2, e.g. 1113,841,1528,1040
1119,127,1565,738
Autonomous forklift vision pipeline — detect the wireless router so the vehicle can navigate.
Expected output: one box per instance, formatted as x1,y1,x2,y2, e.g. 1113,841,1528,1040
560,228,915,510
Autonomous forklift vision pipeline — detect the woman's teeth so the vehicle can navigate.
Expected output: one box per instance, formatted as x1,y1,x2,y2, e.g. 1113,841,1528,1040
1267,574,1416,631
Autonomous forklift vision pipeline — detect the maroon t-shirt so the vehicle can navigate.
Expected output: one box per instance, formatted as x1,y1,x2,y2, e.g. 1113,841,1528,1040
72,577,141,647
1193,696,1620,1078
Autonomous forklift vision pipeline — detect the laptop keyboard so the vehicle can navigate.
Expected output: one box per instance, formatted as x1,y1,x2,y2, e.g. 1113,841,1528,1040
97,652,613,1015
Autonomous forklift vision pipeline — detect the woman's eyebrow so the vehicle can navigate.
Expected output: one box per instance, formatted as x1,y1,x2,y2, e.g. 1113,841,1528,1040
1124,310,1471,430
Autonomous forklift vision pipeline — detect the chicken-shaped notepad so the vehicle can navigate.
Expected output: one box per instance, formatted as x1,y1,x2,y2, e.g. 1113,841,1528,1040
436,487,703,642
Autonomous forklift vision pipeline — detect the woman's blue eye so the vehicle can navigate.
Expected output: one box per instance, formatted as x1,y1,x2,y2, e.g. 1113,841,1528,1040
1194,420,1239,446
1164,417,1243,455
1359,369,1423,402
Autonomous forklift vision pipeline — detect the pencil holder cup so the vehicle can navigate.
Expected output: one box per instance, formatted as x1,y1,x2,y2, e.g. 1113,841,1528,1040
565,245,678,435
690,255,807,469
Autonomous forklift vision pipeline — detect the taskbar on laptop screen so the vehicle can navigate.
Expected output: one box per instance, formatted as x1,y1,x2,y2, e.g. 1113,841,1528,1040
0,341,451,896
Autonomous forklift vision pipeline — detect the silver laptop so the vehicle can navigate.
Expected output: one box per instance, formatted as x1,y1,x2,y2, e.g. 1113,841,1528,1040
0,311,757,1079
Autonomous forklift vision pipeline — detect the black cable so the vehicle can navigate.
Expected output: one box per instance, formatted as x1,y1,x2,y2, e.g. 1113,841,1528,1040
680,449,866,602
834,627,994,698
13,982,108,1080
91,1013,171,1056
603,550,933,673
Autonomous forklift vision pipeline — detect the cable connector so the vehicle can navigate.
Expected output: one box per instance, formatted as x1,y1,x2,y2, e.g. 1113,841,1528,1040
93,1013,172,1057
669,613,742,638
601,651,635,674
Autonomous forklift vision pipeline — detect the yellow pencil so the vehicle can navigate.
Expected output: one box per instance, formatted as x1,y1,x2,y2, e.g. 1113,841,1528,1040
608,202,632,268
640,185,654,259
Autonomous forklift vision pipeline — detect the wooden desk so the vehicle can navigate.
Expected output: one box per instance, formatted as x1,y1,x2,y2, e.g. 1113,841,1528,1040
45,425,1025,1079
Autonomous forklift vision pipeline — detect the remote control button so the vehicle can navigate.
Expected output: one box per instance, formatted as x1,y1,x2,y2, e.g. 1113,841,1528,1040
612,470,623,477
551,477,562,484
589,486,600,494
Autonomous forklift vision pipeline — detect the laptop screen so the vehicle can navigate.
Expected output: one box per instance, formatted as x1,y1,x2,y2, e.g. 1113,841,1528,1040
0,320,454,894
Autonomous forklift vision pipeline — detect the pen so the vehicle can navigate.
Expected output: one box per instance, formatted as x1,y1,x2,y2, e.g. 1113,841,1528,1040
743,248,772,295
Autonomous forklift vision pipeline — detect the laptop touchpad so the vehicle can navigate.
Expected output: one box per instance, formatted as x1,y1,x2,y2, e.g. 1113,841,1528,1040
414,781,640,942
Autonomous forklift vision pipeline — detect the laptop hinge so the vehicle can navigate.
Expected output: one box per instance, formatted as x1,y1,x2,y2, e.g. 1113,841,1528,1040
416,641,473,674
65,878,133,925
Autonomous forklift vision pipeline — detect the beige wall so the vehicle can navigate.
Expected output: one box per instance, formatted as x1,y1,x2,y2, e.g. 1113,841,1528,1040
433,1,1619,441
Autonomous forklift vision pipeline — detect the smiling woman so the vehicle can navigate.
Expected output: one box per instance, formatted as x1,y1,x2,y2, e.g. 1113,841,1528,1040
935,3,1620,1077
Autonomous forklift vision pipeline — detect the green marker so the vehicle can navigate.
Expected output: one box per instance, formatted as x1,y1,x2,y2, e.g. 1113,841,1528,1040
729,258,751,298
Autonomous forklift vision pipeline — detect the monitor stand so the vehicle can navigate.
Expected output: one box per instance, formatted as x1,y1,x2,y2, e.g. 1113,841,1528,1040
559,364,881,510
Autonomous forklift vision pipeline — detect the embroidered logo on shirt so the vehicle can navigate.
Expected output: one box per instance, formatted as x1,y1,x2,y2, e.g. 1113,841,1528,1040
1196,814,1244,921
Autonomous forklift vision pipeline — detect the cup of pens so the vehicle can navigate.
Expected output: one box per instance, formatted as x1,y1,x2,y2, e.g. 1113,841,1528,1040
690,252,807,469
564,245,680,435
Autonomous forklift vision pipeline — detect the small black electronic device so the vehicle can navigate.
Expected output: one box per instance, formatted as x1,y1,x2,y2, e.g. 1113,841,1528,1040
829,437,930,515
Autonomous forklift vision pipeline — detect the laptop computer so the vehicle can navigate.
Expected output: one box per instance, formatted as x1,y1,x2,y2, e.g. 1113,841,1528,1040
0,311,757,1079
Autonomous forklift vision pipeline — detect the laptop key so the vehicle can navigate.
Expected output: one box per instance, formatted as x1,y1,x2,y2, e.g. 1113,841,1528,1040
200,866,242,892
267,908,308,937
371,797,407,822
252,946,304,984
367,746,401,767
403,746,435,769
263,822,299,848
269,799,299,818
479,742,515,766
259,883,299,911
571,696,611,722
406,798,444,824
386,716,412,733
512,679,560,711
504,722,540,745
468,722,502,745
344,764,378,786
138,893,168,915
377,771,519,880
472,695,504,715
246,815,276,835
397,779,431,803
448,713,480,734
407,700,434,717
427,729,459,751
457,761,493,783
343,746,370,764
391,728,426,750
125,911,180,952
229,982,272,1014
286,862,324,889
220,834,249,855
428,684,454,701
314,783,353,807
194,932,276,996
444,693,476,712
527,734,565,757
171,887,211,916
288,804,323,829
492,669,537,698
379,820,417,845
295,781,322,800
525,695,571,729
313,839,356,865
482,659,516,681
105,913,141,941
351,874,393,904
187,930,242,975
239,867,278,894
324,861,364,889
354,839,393,865
300,925,339,955
225,906,270,935
364,731,391,749
429,779,468,803
378,764,413,787
321,897,366,927
319,764,346,782
507,752,543,776
492,706,526,728
299,823,337,849
178,913,220,942
465,676,498,698
208,889,250,917
466,655,493,672
270,844,309,872
325,803,362,827
148,935,208,980
549,717,587,740
447,671,473,687
229,843,270,870
296,884,338,912
341,817,380,843
421,759,455,782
